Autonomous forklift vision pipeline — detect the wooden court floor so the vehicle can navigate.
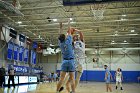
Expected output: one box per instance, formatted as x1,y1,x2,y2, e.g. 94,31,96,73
0,82,139,93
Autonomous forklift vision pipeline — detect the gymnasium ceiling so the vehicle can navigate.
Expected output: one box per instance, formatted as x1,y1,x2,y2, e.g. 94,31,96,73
0,0,140,49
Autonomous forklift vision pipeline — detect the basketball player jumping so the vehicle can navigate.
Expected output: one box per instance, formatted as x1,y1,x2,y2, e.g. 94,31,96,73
59,29,85,93
56,27,76,93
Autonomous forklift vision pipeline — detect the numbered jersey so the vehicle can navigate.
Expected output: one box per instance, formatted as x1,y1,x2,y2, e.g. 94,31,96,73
105,69,111,80
74,40,85,66
116,71,122,79
59,35,74,59
74,40,85,58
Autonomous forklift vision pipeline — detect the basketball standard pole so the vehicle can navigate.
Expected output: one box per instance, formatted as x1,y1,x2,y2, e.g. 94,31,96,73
85,56,87,83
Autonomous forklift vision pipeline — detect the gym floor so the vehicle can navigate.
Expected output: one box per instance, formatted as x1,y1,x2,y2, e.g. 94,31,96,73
0,82,139,93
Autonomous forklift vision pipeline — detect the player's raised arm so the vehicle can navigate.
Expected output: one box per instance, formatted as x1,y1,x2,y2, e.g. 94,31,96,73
74,29,84,42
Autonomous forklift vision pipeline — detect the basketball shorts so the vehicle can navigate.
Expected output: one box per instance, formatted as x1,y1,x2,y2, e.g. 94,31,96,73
116,78,122,82
61,59,75,72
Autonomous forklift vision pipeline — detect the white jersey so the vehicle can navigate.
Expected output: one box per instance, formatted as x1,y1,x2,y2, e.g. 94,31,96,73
74,40,85,65
116,71,122,82
116,71,122,79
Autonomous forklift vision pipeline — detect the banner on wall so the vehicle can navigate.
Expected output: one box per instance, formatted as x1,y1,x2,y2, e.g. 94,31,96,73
19,46,24,62
8,65,42,74
12,65,28,73
24,48,29,63
7,42,13,60
33,52,36,64
32,42,38,48
30,50,33,64
13,44,19,61
32,68,42,74
30,50,36,64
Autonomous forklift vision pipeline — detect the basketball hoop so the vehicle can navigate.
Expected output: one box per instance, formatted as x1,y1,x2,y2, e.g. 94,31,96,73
91,3,108,21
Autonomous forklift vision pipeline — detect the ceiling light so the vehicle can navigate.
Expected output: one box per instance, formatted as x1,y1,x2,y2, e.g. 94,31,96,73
70,18,73,20
124,40,127,43
120,43,129,44
111,43,115,44
122,14,126,17
17,21,22,24
128,33,138,35
111,41,116,44
131,29,135,32
70,21,76,24
121,18,127,21
53,19,57,22
19,25,27,27
112,40,115,43
115,33,118,36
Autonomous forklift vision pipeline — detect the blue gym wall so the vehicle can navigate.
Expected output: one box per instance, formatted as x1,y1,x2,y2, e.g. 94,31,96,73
80,70,140,82
57,70,140,83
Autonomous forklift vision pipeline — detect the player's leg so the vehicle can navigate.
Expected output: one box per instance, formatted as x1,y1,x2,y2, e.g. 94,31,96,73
69,72,75,93
106,83,109,92
109,83,112,92
116,81,118,89
75,64,83,88
56,71,67,92
119,79,123,90
66,79,71,93
59,73,69,92
68,60,76,93
56,60,68,93
75,72,82,88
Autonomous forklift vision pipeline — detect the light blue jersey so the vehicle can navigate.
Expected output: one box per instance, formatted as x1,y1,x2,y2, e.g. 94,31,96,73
105,68,111,83
59,35,75,72
59,35,74,59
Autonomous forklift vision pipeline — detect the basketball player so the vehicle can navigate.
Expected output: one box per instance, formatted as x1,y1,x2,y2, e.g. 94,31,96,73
104,65,113,92
56,27,76,93
59,29,85,93
115,68,123,90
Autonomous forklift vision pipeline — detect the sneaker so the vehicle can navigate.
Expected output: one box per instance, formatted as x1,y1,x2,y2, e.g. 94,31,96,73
70,92,75,93
116,86,117,89
59,87,64,92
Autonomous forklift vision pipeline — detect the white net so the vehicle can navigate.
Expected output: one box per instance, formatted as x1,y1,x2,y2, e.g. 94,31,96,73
92,9,104,20
91,4,107,21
